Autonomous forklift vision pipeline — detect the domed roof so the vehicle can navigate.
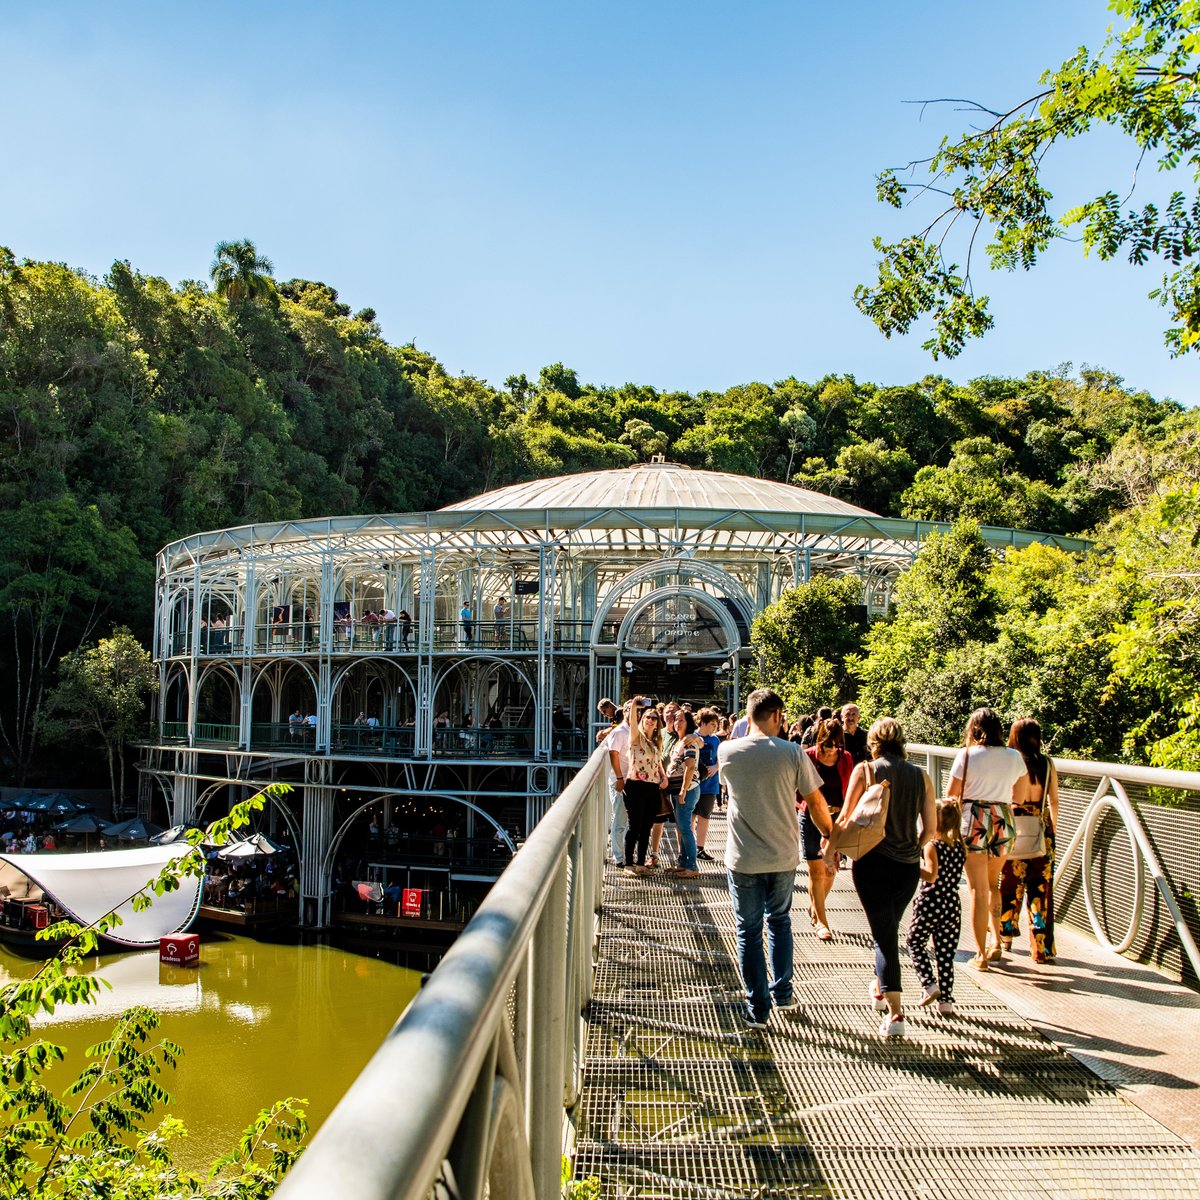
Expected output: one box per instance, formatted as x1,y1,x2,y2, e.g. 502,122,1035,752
441,461,877,517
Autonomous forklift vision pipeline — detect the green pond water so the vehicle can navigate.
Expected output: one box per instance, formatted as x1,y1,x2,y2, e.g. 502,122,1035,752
0,933,423,1171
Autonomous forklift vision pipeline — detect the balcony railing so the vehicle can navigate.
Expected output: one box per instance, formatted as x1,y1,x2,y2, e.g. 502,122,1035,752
164,618,622,658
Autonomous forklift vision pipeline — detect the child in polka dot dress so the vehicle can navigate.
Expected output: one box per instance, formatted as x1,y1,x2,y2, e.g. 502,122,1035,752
906,799,966,1016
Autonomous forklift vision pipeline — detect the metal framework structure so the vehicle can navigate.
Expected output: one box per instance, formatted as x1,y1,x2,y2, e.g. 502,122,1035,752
142,462,1087,924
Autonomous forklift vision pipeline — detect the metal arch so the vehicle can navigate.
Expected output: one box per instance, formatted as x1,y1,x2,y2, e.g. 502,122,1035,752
193,778,304,853
1054,775,1200,978
318,789,517,893
430,655,538,707
247,658,320,706
587,557,755,645
614,585,743,659
330,656,417,704
196,660,242,715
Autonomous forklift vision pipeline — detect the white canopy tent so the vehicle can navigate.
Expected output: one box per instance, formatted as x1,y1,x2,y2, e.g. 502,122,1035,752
0,845,204,948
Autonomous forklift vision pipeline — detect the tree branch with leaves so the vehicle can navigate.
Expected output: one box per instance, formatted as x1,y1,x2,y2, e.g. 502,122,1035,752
856,1,1200,357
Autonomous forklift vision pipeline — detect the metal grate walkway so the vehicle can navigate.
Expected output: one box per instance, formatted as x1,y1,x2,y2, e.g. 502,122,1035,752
572,816,1200,1199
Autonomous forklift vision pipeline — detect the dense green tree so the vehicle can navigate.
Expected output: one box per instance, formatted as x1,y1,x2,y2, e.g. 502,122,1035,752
856,1,1200,357
851,521,996,720
45,627,158,804
749,574,868,712
0,499,147,782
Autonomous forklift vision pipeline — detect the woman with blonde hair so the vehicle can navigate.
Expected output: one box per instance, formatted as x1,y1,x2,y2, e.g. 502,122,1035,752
622,698,667,874
948,707,1029,969
825,717,935,1037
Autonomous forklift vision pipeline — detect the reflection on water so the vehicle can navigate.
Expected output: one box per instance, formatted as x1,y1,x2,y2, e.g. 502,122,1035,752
0,934,422,1171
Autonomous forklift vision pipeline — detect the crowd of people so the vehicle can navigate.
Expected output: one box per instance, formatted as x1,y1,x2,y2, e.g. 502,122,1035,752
598,691,1057,1038
202,851,299,912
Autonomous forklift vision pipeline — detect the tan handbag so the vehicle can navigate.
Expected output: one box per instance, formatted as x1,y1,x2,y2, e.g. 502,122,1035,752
837,761,890,861
1007,761,1050,860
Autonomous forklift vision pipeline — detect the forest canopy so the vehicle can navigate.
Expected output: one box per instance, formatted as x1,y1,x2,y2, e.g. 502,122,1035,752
0,241,1191,781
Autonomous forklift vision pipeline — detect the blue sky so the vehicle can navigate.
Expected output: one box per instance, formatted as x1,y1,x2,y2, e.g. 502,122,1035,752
5,1,1195,405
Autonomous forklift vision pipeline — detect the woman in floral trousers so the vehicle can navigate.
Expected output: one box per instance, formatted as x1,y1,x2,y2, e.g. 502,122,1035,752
1000,718,1058,963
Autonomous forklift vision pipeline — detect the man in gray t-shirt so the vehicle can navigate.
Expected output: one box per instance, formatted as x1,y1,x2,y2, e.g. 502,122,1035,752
718,688,831,1027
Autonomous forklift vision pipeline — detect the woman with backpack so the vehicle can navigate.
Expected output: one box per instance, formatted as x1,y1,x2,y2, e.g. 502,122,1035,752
824,717,935,1038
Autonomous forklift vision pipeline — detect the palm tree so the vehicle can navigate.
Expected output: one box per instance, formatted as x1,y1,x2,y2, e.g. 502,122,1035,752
209,239,275,304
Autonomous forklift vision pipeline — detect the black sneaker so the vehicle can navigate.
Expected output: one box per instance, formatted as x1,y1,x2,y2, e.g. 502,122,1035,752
697,848,715,862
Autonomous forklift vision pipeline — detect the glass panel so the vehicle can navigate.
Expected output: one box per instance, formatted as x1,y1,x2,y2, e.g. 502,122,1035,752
624,596,732,656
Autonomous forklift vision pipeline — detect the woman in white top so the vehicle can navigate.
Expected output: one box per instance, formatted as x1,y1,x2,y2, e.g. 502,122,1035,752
947,708,1029,970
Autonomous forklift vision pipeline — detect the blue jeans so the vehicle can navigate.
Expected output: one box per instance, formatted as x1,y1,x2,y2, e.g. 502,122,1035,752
673,785,700,870
727,869,795,1020
609,777,628,865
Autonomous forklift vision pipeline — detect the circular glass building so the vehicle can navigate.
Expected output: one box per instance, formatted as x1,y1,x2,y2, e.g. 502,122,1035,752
143,460,1084,924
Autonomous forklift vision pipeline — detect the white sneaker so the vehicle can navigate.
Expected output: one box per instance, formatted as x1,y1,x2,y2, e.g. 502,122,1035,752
879,1012,906,1037
937,1001,957,1017
917,984,940,1008
868,978,887,1011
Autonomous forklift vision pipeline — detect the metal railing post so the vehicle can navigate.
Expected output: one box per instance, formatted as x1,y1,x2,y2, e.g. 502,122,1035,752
529,855,568,1199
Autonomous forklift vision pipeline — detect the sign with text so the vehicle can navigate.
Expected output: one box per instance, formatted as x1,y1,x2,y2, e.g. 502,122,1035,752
401,888,424,918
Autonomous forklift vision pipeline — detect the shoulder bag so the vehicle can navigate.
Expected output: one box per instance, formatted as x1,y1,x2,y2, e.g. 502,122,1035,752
1007,760,1049,860
837,761,890,861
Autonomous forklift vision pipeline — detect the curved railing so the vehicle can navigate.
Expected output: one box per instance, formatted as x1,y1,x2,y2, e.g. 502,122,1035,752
909,744,1200,983
274,747,609,1200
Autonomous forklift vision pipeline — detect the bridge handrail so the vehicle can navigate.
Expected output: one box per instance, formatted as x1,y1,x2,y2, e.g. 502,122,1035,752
275,746,609,1200
908,743,1200,982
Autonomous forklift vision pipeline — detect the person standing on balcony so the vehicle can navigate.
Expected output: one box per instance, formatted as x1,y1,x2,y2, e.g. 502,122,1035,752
379,606,397,650
493,597,509,646
288,709,304,742
398,609,412,650
460,602,474,644
719,688,831,1028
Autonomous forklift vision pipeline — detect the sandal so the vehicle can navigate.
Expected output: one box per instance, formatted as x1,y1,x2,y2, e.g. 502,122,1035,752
970,954,989,971
645,855,658,869
1000,937,1013,952
816,923,833,941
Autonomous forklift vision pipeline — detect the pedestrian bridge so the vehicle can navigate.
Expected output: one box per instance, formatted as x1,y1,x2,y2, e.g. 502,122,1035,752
277,746,1200,1200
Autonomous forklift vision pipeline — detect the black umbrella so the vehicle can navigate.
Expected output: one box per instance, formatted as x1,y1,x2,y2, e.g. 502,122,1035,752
53,813,116,836
23,793,92,818
105,817,165,842
4,791,42,812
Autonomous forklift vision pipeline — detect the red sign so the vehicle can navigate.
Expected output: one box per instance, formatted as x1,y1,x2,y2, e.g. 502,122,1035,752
401,888,424,918
159,933,200,967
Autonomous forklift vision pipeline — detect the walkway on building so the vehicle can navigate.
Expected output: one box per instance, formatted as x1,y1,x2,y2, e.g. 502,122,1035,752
573,817,1200,1199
